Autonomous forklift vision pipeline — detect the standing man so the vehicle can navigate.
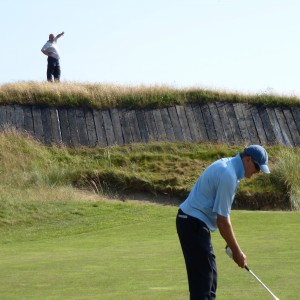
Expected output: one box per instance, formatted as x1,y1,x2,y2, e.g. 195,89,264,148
176,145,270,300
41,32,65,82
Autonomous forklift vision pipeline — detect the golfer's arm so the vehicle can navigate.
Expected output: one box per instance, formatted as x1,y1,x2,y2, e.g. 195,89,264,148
217,214,247,268
217,214,241,256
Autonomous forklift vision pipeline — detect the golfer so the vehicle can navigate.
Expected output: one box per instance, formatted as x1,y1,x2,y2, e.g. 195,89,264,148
41,32,64,82
176,145,270,300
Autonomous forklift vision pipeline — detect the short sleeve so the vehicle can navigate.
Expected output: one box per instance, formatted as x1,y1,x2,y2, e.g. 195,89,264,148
212,173,236,217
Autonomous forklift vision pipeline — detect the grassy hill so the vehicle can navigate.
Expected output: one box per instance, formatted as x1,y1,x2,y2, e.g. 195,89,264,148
0,81,299,211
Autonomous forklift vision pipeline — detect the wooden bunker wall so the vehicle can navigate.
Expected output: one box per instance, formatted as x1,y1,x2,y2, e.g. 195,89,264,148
0,103,300,147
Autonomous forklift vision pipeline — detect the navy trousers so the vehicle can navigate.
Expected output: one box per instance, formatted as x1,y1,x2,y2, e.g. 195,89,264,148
176,209,217,300
47,57,61,82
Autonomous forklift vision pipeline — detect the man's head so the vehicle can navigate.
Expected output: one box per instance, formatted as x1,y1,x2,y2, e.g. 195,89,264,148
49,34,55,42
242,145,270,178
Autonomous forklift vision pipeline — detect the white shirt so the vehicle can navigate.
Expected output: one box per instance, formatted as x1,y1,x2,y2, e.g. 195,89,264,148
41,37,60,59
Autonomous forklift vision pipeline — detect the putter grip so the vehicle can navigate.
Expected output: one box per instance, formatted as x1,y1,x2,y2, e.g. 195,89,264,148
226,246,249,271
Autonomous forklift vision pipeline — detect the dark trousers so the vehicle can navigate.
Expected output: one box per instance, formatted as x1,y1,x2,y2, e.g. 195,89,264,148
47,57,61,82
176,209,217,300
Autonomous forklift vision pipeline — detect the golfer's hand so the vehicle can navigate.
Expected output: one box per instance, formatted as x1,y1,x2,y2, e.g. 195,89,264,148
233,250,247,268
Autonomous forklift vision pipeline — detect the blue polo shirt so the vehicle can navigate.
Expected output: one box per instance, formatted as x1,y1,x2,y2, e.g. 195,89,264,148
179,154,245,231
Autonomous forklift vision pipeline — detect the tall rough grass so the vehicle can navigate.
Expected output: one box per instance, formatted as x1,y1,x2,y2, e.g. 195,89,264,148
0,129,298,210
271,148,300,210
0,81,184,108
1,81,300,109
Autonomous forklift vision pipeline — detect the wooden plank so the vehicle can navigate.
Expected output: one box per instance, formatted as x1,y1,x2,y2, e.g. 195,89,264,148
233,103,251,143
291,106,300,136
49,108,62,145
6,106,16,128
250,105,268,145
128,110,142,143
32,106,44,142
266,107,285,145
160,108,175,141
93,109,107,147
215,102,235,145
224,103,243,144
273,107,294,146
283,107,300,146
208,102,226,143
75,109,89,146
152,109,167,141
110,108,124,145
168,106,184,141
191,103,208,141
23,105,34,136
0,106,7,130
67,108,80,147
176,105,192,142
85,108,98,147
14,105,25,132
57,108,72,146
201,103,217,142
183,104,201,142
102,110,116,146
257,106,276,144
119,109,133,145
143,109,158,141
240,104,260,144
136,109,149,143
41,107,52,145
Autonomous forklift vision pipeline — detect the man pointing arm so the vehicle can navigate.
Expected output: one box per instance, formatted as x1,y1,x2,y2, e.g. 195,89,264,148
41,32,65,82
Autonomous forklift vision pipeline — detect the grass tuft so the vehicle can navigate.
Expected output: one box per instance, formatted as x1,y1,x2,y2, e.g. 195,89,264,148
270,148,300,210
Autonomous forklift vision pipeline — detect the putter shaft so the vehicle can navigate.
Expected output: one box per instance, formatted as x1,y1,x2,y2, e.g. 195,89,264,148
245,266,280,300
225,246,279,300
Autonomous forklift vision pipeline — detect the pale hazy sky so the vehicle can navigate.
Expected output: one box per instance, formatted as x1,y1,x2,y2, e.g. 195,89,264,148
1,0,300,96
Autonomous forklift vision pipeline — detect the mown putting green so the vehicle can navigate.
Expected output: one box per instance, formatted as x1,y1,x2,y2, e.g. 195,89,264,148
0,200,298,299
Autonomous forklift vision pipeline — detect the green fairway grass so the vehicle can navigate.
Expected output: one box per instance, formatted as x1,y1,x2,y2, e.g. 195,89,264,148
0,200,298,300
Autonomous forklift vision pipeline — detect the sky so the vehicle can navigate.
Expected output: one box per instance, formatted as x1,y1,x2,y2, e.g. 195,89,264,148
1,0,300,96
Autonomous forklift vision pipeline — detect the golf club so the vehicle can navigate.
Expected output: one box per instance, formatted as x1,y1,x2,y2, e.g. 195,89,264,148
225,246,280,300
